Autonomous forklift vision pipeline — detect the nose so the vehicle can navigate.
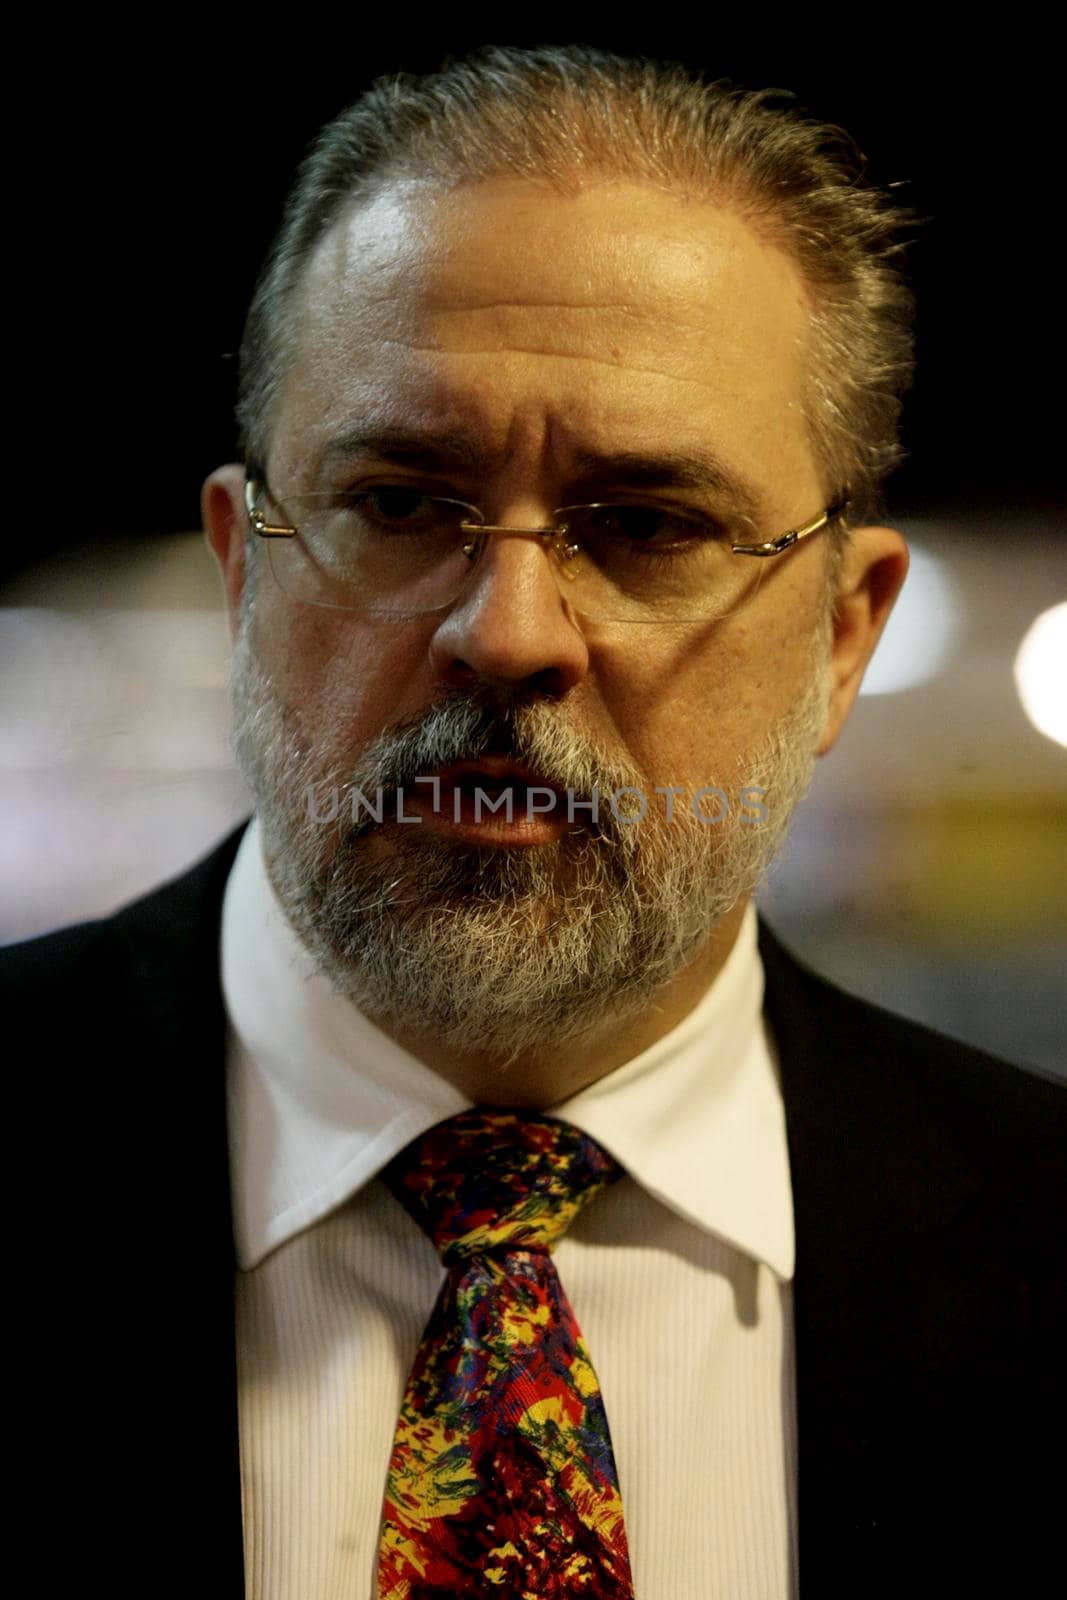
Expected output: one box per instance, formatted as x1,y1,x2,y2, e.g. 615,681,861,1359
428,525,590,698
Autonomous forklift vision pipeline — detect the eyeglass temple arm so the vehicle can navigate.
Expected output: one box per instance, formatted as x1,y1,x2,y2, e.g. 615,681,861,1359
244,478,297,538
731,497,851,558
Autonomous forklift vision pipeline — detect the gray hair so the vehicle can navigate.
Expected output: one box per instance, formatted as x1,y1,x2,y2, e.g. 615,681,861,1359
236,44,919,529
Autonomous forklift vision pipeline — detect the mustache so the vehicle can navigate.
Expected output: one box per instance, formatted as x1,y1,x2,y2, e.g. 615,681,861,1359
336,689,639,833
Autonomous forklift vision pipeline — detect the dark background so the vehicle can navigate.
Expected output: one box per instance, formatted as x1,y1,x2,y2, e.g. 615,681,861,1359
30,33,1060,586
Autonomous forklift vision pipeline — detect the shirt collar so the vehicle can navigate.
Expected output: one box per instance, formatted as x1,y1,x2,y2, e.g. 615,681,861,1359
223,817,794,1280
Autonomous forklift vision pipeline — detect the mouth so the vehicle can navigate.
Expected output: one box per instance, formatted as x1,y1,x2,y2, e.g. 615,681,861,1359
402,756,575,845
439,756,565,801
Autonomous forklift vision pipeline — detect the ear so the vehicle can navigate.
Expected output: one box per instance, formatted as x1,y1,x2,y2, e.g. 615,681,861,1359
202,463,250,642
818,525,909,756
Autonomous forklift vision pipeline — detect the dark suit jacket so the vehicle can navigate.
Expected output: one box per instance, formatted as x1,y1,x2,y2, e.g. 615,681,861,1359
5,824,1063,1597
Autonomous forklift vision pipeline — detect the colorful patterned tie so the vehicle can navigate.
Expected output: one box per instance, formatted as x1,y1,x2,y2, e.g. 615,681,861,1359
377,1108,635,1598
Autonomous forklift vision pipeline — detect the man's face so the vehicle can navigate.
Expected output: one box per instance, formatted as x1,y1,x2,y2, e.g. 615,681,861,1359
212,176,892,1068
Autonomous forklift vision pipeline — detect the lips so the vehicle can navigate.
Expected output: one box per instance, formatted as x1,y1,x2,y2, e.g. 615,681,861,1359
396,755,577,844
433,757,565,809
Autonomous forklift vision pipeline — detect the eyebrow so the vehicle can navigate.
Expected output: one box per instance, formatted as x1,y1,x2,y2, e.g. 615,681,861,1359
316,428,764,518
566,448,764,520
318,428,485,476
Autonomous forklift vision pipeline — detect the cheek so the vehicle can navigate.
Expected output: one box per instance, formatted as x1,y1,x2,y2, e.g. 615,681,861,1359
585,635,739,786
589,582,824,784
251,599,435,760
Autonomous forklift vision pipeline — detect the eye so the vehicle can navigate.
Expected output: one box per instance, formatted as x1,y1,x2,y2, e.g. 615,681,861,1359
568,504,723,547
350,487,442,528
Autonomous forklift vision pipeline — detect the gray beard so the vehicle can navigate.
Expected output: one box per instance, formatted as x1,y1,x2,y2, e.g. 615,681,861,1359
232,612,830,1066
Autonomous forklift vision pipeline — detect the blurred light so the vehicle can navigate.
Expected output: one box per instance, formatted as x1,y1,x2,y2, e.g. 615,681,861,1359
860,544,962,695
1014,602,1067,749
0,608,108,766
0,607,232,771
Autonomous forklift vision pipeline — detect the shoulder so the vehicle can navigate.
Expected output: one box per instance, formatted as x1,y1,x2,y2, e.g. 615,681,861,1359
758,915,1064,1232
2,824,250,1231
0,822,248,1026
758,913,1063,1096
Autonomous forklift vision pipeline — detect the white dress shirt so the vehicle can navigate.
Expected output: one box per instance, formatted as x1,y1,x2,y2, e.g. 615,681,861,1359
224,818,798,1598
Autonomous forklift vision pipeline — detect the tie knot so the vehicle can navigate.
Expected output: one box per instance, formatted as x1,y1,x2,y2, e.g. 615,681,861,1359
381,1109,620,1264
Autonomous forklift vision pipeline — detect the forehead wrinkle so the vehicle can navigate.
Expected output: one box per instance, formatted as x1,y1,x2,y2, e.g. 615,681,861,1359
400,302,738,346
425,299,648,314
373,334,728,387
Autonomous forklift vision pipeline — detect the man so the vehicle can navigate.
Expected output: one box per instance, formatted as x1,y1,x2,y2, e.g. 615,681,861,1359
7,45,1062,1599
